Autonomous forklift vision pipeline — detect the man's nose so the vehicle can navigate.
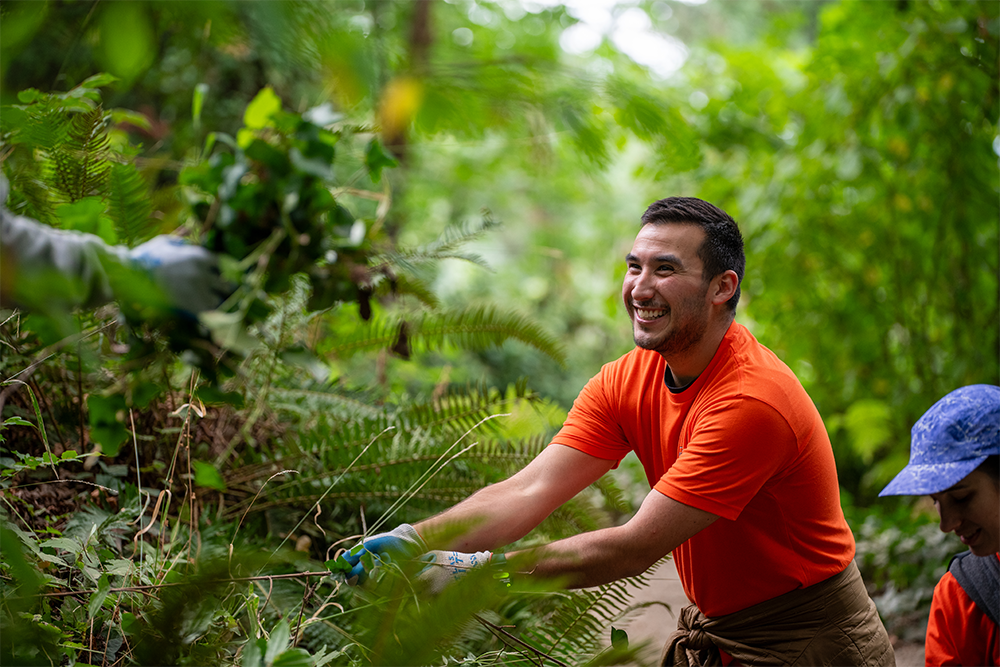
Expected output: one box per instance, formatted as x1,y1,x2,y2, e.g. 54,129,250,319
629,271,655,301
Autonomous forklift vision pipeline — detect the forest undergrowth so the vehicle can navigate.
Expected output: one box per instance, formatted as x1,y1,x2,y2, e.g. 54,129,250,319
0,81,655,667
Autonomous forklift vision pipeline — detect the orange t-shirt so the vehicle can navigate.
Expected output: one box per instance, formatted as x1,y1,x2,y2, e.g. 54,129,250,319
925,556,1000,666
552,322,855,617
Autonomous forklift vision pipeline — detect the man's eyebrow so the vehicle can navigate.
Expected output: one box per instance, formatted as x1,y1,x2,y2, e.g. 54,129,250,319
625,252,684,267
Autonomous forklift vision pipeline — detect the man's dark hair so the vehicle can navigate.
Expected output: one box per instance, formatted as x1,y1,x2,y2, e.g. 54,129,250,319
640,197,745,312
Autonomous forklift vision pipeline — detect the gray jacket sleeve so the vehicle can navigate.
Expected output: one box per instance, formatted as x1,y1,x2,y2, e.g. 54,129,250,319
1,202,130,312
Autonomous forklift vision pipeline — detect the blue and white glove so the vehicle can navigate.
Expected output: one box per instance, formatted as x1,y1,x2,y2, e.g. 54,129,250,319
128,236,230,318
417,549,500,594
343,524,427,584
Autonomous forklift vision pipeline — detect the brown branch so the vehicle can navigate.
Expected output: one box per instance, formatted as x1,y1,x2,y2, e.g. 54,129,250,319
32,570,335,599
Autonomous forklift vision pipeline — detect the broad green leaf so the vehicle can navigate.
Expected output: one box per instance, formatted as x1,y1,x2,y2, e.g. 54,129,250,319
610,626,628,650
263,619,291,665
193,460,227,491
271,648,312,667
244,86,282,130
41,537,83,555
242,637,265,667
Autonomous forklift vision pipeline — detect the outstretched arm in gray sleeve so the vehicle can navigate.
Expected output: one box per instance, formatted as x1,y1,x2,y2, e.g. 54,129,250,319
1,180,228,317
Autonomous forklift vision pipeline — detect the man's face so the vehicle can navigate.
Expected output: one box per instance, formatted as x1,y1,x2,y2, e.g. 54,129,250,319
930,468,1000,556
621,223,712,358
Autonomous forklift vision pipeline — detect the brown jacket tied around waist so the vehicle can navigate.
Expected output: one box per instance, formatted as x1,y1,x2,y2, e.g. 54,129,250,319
660,561,896,666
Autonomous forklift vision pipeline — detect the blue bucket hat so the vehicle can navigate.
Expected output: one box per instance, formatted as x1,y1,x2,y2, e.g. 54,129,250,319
879,385,1000,497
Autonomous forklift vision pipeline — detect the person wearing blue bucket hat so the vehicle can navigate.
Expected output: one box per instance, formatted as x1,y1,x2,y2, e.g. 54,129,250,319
880,384,999,666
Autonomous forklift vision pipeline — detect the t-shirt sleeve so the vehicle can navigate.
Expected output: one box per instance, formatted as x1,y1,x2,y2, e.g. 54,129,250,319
655,397,798,521
924,572,974,667
550,367,631,462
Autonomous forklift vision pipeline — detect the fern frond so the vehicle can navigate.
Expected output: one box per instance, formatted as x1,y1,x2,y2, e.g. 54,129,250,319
370,273,440,309
376,213,502,273
52,105,111,202
328,305,566,365
270,386,388,422
107,163,154,245
521,561,668,662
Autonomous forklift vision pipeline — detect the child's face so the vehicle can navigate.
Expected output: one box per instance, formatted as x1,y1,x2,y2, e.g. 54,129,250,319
930,469,1000,557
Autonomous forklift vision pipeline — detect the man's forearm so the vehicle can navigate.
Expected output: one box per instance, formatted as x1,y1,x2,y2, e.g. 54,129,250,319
506,525,660,589
415,478,549,552
508,488,719,589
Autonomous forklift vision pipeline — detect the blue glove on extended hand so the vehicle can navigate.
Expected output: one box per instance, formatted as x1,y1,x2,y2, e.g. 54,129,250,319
344,524,427,584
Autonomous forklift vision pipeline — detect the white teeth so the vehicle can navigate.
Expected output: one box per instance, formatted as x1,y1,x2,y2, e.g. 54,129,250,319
636,308,665,320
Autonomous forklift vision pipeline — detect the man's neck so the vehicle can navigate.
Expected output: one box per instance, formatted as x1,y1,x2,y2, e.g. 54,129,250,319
661,318,734,387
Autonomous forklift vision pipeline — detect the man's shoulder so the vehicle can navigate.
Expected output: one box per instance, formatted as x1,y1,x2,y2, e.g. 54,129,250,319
700,324,817,418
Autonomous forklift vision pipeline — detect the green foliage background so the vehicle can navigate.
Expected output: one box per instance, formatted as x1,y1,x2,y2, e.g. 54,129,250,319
1,0,998,663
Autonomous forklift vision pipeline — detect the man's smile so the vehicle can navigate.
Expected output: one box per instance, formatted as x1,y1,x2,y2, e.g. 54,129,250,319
633,305,667,321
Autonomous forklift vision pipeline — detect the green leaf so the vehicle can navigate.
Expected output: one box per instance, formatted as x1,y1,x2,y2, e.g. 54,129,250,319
242,636,265,667
196,386,245,409
17,88,40,103
271,648,313,667
325,555,352,575
264,619,291,665
2,416,33,428
610,626,628,650
244,86,283,130
41,537,83,555
55,198,117,244
88,573,111,619
97,3,155,83
79,73,120,89
193,82,209,127
0,526,43,600
364,137,398,183
87,394,129,458
193,461,227,491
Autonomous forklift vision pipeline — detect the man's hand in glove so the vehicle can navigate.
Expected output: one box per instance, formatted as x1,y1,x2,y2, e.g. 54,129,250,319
127,236,230,318
343,524,427,584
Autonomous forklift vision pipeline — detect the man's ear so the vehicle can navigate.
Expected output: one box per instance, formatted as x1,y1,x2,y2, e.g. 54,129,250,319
710,270,739,306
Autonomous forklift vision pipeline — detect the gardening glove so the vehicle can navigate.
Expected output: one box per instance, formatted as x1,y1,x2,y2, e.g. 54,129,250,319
127,236,230,318
417,549,502,594
344,523,427,584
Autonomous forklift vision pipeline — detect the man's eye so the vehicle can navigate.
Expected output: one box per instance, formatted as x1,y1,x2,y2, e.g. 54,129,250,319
953,494,972,504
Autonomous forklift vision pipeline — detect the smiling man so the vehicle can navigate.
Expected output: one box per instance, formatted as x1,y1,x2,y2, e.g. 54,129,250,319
347,197,895,666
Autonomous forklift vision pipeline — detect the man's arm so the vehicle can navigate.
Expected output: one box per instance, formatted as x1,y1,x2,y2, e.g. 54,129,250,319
415,444,616,552
506,487,718,589
1,204,227,316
